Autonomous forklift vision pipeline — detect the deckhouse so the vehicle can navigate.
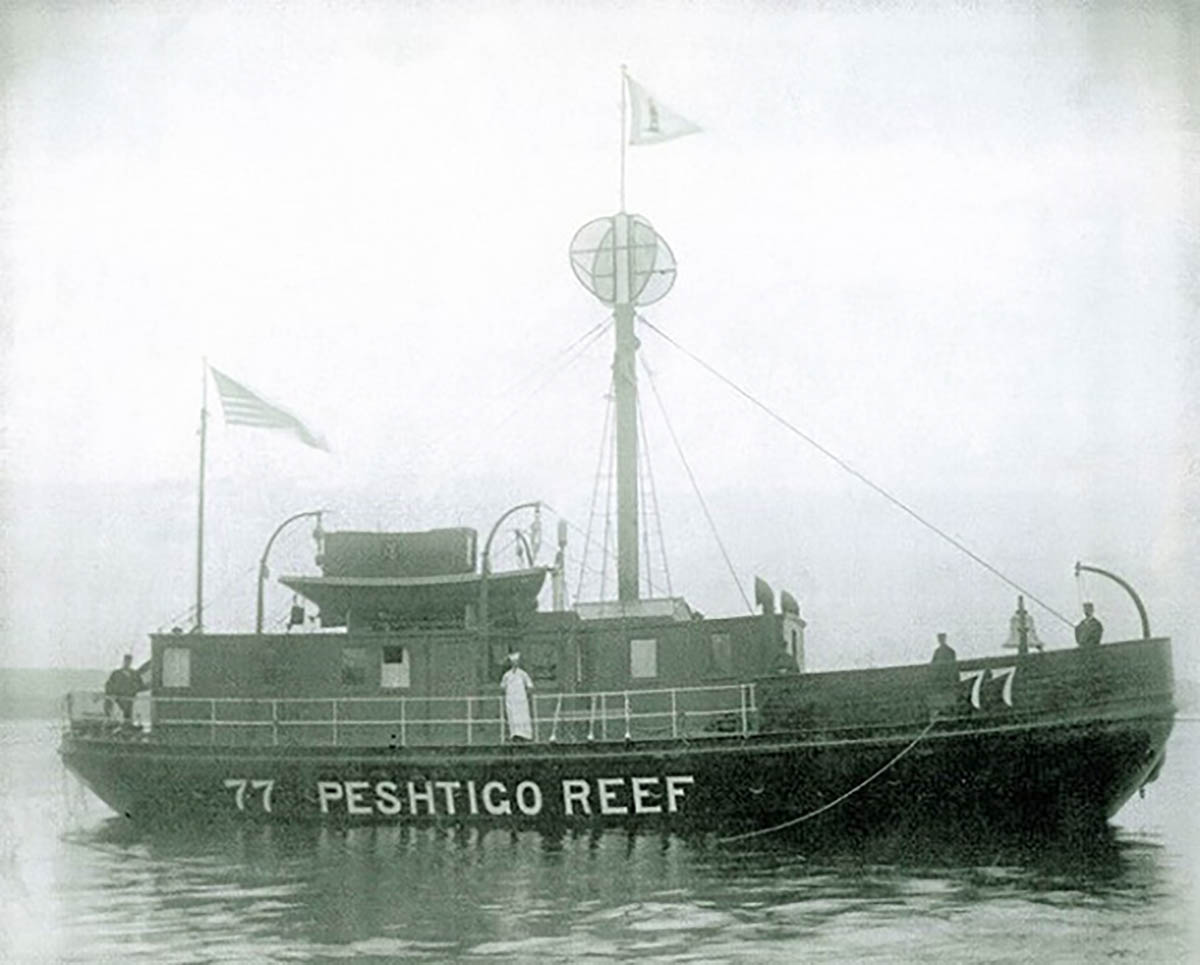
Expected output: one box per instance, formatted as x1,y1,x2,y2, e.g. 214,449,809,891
144,525,806,748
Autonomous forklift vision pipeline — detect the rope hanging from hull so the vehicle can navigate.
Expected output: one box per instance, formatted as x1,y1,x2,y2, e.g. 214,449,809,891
716,717,941,844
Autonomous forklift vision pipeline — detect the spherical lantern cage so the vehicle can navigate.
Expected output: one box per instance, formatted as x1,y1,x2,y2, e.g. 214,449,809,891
569,214,676,307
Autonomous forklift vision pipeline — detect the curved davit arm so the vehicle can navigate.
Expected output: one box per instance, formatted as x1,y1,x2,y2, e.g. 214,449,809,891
1075,562,1151,640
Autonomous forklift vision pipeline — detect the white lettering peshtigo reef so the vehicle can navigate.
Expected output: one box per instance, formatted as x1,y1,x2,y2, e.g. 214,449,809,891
313,775,696,818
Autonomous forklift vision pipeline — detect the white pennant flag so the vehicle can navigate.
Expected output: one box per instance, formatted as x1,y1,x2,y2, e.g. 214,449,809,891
626,74,702,146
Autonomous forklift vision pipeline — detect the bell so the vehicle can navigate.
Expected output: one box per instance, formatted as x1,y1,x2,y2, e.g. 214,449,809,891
1004,596,1043,651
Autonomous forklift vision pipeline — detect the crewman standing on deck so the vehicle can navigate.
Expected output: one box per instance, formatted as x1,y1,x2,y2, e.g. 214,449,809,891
1075,603,1103,648
105,654,144,725
927,633,959,718
500,651,535,741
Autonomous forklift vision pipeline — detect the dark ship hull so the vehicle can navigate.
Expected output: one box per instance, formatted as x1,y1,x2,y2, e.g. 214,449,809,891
60,637,1174,836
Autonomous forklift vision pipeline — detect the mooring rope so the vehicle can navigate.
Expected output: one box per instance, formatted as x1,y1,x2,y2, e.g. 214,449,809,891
716,717,940,844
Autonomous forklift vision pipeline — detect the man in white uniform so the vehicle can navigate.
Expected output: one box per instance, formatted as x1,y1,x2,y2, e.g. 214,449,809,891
500,651,534,741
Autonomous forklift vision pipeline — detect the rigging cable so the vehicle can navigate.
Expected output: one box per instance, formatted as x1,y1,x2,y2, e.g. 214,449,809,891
548,503,668,599
639,415,653,599
575,378,616,603
637,398,673,597
598,392,618,602
1074,568,1089,611
487,319,615,437
640,317,1075,629
491,316,612,404
156,560,261,634
639,354,754,615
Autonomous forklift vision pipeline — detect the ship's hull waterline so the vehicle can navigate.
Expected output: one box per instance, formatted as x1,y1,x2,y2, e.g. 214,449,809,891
61,636,1176,836
61,707,1172,836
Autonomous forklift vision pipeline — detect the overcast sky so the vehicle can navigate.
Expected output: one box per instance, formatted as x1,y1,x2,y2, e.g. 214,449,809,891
1,2,1196,677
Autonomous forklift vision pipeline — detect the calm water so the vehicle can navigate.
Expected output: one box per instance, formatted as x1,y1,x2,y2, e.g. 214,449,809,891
1,721,1196,963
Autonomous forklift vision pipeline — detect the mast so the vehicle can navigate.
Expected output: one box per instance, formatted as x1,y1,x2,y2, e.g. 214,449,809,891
196,358,207,632
568,69,679,604
613,216,639,602
615,69,637,601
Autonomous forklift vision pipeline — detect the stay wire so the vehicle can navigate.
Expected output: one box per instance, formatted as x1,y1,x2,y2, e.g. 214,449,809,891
638,398,673,597
639,354,753,615
638,408,653,598
545,503,667,600
156,560,260,633
491,316,612,403
599,400,617,602
489,319,614,434
639,318,1075,629
576,381,616,603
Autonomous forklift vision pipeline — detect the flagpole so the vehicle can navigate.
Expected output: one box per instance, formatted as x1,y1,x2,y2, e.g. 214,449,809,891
619,64,628,212
196,356,207,633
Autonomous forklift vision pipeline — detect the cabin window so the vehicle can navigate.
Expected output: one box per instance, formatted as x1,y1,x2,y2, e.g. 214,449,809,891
341,647,371,686
162,647,191,688
629,638,658,679
708,633,733,677
380,646,410,689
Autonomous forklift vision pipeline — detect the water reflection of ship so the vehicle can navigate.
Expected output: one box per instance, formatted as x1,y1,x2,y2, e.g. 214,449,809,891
59,78,1174,841
77,816,1145,896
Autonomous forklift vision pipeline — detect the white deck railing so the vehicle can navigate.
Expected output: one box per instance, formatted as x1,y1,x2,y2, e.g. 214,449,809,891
65,683,758,747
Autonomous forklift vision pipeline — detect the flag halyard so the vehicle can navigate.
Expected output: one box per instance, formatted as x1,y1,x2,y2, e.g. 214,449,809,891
209,366,329,451
626,74,701,146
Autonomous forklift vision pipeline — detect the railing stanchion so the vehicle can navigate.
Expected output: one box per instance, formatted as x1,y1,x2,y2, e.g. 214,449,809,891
588,694,596,741
467,695,473,746
551,692,562,742
740,685,749,737
624,692,632,740
272,699,278,746
210,699,217,746
671,689,678,739
401,697,406,747
332,699,339,747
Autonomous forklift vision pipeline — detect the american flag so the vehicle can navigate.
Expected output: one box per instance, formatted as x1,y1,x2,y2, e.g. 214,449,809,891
209,366,329,451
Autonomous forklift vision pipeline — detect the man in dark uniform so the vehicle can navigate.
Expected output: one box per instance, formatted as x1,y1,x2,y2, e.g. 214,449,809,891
927,632,959,718
105,655,144,725
1074,603,1103,648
